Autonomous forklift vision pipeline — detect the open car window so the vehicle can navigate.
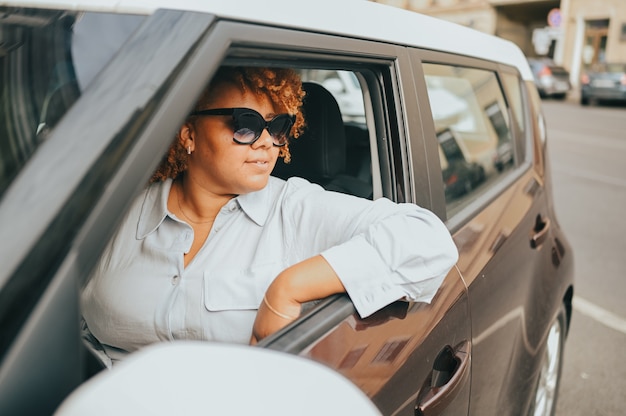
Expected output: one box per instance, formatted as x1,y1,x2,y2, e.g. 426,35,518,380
79,62,384,368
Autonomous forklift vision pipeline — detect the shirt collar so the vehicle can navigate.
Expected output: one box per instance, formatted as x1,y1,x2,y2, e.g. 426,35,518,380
137,178,173,239
137,177,276,238
236,178,275,227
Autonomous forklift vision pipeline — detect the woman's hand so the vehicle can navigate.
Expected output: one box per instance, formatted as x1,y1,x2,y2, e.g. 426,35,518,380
250,255,345,345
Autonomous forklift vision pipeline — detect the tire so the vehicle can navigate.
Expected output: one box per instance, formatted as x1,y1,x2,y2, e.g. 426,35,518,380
527,304,567,416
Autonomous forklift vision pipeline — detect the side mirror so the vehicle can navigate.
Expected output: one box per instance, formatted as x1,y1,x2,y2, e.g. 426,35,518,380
55,341,381,416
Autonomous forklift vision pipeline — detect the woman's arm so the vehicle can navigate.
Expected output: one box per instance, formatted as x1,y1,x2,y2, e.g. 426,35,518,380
250,255,344,344
251,179,459,343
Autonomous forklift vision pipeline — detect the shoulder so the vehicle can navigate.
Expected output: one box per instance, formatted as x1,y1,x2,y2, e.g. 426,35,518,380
266,175,320,199
273,175,324,194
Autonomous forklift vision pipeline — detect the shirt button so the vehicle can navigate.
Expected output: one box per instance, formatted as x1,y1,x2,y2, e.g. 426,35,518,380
171,275,180,285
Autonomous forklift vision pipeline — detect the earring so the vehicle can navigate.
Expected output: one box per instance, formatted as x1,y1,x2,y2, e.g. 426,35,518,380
187,145,192,155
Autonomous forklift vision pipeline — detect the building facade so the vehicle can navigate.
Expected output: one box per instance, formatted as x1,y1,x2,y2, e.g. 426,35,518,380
559,0,626,87
372,0,626,88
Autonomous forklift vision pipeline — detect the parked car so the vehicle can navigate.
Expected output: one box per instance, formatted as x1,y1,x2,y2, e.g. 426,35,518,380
527,57,572,99
437,129,486,200
0,1,574,415
580,62,626,106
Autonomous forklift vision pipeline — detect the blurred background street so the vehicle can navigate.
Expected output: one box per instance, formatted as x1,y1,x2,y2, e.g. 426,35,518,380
542,99,626,416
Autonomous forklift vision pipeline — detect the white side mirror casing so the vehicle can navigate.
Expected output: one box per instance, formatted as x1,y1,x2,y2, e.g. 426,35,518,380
55,341,382,416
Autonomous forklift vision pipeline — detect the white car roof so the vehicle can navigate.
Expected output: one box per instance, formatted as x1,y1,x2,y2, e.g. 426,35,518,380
1,0,533,80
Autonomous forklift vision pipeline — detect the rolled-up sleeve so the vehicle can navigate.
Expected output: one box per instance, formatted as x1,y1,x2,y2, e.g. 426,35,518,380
321,201,458,317
284,179,458,319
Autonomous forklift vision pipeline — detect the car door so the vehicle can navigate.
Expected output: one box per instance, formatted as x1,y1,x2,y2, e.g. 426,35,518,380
411,49,574,415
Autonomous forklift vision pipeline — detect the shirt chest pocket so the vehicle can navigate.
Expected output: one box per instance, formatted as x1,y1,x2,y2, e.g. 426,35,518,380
203,262,284,311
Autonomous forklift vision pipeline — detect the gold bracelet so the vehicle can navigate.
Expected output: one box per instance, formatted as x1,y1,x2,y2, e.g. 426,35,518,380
263,295,297,320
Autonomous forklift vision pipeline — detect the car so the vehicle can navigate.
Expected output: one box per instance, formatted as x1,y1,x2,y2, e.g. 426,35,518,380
527,57,572,99
0,1,574,415
580,62,626,106
437,129,486,201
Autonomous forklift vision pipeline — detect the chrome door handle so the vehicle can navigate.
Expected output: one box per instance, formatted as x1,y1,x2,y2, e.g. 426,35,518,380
415,341,470,416
531,214,551,249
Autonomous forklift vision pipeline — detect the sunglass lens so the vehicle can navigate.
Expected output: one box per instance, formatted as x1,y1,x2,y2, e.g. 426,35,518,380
233,112,264,144
268,115,294,145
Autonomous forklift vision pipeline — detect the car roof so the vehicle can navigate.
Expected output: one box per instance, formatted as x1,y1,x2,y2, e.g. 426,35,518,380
1,0,533,80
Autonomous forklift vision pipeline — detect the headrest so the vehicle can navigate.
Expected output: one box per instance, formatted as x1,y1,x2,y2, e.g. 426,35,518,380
272,82,346,183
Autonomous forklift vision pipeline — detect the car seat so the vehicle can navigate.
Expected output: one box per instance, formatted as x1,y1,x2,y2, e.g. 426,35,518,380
272,82,372,199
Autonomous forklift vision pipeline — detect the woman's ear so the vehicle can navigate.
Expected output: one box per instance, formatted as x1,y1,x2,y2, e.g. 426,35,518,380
178,122,195,154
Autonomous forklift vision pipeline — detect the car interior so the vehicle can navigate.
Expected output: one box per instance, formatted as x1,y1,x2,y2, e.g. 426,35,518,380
271,80,373,199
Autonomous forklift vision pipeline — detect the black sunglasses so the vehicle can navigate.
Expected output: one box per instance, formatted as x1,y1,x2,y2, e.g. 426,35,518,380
190,107,295,147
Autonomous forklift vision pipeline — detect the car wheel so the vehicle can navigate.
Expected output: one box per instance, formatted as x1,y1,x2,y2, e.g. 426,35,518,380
528,304,566,416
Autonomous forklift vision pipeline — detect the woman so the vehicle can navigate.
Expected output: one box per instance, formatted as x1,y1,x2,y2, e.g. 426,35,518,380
81,66,458,366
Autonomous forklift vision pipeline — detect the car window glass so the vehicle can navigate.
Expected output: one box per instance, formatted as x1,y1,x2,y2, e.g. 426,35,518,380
423,63,515,217
0,7,145,201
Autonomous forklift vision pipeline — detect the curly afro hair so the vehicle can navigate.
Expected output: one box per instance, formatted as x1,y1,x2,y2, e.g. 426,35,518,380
151,66,306,182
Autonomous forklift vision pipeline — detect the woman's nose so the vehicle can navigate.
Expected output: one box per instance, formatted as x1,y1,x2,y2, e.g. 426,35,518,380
251,128,273,149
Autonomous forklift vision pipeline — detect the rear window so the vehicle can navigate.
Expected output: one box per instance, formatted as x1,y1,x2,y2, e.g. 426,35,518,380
0,7,145,200
423,63,516,217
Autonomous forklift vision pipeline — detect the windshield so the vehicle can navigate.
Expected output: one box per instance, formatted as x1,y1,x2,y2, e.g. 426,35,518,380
0,7,145,200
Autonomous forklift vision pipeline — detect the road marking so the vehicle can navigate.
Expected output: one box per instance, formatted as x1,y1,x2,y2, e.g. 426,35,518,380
552,165,626,189
573,296,626,335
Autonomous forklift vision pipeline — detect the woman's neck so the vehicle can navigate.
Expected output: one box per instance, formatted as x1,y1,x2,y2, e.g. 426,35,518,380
173,176,233,224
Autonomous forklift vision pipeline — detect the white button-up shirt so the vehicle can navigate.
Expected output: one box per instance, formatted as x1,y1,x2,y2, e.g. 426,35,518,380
81,176,458,364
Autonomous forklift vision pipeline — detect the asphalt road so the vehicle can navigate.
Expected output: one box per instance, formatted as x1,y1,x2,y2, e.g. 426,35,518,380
541,99,626,416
